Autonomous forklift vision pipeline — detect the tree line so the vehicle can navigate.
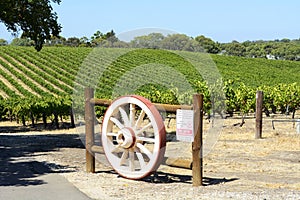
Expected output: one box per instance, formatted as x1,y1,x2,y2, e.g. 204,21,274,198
1,30,300,61
1,0,299,61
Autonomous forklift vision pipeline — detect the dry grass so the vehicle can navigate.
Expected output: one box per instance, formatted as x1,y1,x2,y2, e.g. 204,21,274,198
164,112,300,191
1,112,300,199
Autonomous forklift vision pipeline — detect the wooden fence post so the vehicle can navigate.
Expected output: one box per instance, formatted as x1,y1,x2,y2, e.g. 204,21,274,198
85,87,95,173
255,91,263,139
70,108,75,128
192,94,203,186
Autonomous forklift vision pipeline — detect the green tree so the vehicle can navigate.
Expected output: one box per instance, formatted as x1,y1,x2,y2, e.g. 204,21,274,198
182,39,204,52
111,40,129,48
10,37,34,46
0,0,61,51
45,35,66,46
275,43,300,61
79,36,91,47
130,33,165,49
195,35,220,53
223,41,246,56
91,30,119,47
105,30,119,44
91,30,103,40
66,37,80,47
246,44,265,58
161,34,192,51
263,42,278,55
0,39,8,46
91,30,104,46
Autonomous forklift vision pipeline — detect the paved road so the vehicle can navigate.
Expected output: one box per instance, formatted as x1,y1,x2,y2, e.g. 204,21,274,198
0,133,91,200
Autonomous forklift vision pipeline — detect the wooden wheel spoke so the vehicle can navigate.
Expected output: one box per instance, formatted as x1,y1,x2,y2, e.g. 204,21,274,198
120,150,128,166
136,136,155,143
129,103,136,127
136,143,153,160
136,151,146,168
107,139,120,153
135,110,145,129
136,122,152,135
119,106,130,126
109,117,124,129
129,150,135,171
106,132,118,137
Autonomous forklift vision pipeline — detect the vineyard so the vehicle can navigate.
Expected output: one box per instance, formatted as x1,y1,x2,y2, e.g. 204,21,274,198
0,46,299,127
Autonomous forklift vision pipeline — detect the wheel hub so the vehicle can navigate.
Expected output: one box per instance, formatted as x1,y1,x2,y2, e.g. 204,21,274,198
117,127,136,149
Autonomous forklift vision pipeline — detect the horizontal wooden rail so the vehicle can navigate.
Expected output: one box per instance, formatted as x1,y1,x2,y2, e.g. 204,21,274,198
153,103,193,112
90,145,104,154
90,98,112,107
90,98,192,113
91,145,192,169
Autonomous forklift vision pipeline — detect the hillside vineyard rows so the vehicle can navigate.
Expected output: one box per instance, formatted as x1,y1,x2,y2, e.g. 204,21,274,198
0,46,299,127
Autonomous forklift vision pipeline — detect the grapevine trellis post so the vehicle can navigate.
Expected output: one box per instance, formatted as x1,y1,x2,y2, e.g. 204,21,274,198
255,91,263,139
84,87,203,186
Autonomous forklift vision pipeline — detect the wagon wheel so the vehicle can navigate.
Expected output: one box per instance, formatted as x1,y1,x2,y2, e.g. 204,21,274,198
101,95,166,179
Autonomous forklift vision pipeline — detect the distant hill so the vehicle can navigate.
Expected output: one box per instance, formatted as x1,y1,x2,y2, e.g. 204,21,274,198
0,46,298,99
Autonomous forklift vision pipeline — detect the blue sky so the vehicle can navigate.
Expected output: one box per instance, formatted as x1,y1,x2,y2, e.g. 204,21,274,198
1,0,300,43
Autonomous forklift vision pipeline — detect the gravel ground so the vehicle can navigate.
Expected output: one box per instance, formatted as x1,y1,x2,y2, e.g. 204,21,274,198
1,115,300,200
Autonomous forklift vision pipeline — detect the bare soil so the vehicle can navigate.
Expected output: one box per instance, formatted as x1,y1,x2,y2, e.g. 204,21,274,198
1,113,300,199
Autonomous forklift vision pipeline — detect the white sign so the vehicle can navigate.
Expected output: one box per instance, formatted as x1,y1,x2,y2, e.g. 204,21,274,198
176,109,194,142
296,120,300,134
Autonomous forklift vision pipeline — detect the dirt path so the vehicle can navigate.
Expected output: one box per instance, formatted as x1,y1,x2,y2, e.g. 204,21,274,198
1,115,300,199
